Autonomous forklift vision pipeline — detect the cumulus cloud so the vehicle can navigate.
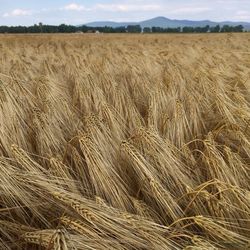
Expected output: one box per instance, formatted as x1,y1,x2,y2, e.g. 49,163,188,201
95,4,161,12
3,9,32,17
216,0,249,3
170,7,211,14
62,3,89,11
233,10,250,20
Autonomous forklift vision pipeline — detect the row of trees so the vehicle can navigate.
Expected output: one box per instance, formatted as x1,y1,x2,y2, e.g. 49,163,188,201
0,23,245,34
0,24,128,33
145,25,244,33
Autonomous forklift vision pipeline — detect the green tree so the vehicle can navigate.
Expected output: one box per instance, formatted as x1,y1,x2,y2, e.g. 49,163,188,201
114,26,126,33
233,25,244,32
39,22,43,33
143,27,151,33
58,24,76,33
210,25,220,33
127,25,142,33
152,27,163,33
221,25,233,32
165,27,181,33
182,26,194,33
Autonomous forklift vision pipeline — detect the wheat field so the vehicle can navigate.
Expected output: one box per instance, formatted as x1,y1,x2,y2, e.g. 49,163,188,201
0,33,250,249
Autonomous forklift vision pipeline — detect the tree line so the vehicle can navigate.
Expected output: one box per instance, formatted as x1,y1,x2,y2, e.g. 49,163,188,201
0,23,245,33
145,25,244,33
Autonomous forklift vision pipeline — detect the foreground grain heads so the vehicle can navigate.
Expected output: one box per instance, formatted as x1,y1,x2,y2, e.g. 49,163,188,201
0,33,249,249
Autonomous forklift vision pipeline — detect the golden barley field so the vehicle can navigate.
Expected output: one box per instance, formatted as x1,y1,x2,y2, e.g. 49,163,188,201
0,33,250,249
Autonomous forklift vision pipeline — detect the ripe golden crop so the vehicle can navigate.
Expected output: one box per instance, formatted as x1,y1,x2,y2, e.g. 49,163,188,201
0,33,249,249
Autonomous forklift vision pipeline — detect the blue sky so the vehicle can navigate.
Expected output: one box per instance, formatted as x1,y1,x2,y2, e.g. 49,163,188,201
1,0,250,26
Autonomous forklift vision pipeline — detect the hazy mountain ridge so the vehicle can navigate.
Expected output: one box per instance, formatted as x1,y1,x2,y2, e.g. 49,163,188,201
85,16,250,30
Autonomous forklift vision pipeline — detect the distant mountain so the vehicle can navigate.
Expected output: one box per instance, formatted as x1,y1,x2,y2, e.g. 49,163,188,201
84,16,250,30
84,21,137,28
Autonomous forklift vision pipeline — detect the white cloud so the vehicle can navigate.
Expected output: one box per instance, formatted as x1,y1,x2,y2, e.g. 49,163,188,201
62,3,89,11
94,4,209,14
95,4,161,12
236,11,249,15
170,7,211,14
233,10,250,20
236,16,250,20
217,0,249,3
3,9,31,17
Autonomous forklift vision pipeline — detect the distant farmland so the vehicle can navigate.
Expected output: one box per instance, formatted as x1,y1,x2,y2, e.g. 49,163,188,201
0,33,250,249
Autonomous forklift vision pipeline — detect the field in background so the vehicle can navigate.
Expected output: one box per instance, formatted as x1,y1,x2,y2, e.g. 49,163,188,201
0,34,250,249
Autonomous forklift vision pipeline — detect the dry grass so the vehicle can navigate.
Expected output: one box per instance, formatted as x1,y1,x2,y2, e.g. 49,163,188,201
0,33,250,249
